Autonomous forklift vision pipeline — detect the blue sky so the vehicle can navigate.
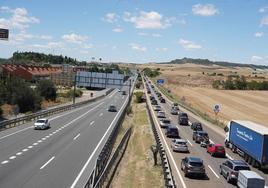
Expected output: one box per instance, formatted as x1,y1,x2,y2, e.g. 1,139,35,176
0,0,268,65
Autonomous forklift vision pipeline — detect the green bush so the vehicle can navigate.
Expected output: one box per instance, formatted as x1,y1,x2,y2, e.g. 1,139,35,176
134,91,144,103
66,89,83,98
36,80,57,101
135,82,142,89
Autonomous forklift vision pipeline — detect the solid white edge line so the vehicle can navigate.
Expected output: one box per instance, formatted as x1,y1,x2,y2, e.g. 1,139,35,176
40,156,55,170
70,90,129,188
208,165,220,178
73,133,81,140
90,121,95,125
146,81,187,188
226,153,234,160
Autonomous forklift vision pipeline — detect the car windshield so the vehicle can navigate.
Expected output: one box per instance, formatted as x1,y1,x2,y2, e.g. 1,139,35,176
189,162,203,167
169,128,178,132
163,120,170,123
234,166,250,171
36,120,46,123
199,133,208,137
176,141,186,145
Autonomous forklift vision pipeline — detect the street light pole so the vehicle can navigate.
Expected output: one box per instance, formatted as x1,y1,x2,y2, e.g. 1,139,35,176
73,72,77,104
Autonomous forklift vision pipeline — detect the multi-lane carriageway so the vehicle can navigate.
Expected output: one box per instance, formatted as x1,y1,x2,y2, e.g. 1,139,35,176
0,83,131,188
144,77,268,188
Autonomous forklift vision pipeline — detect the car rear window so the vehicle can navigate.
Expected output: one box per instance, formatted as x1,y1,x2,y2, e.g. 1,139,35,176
169,128,178,132
163,120,171,123
189,162,203,167
234,166,250,171
36,120,45,123
200,133,208,137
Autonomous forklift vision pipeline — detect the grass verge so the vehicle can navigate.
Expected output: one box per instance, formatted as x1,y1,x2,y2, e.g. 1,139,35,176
110,93,164,188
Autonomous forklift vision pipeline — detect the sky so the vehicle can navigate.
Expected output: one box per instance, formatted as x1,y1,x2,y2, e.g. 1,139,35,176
0,0,268,65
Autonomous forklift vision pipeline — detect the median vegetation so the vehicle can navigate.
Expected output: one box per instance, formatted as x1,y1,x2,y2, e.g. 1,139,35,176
111,91,164,188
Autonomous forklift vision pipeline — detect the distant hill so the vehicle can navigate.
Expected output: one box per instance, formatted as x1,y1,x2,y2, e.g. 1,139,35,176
162,57,268,70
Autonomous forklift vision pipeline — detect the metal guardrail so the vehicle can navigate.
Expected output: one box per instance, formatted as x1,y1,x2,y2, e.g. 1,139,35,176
0,88,114,131
93,127,132,188
143,76,177,188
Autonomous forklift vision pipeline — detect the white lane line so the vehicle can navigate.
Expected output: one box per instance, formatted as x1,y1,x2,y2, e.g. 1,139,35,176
16,152,22,156
49,115,60,121
0,126,33,140
9,156,16,160
109,90,117,98
208,165,220,178
90,121,95,126
73,133,80,140
42,138,46,140
70,95,129,188
22,148,28,152
40,156,55,170
46,135,49,138
33,143,38,146
38,140,42,143
28,146,33,149
226,153,234,160
99,113,103,117
1,160,9,164
209,139,215,144
187,139,193,146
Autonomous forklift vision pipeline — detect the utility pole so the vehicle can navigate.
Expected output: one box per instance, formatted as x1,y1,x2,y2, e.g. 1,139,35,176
73,72,77,104
128,79,132,103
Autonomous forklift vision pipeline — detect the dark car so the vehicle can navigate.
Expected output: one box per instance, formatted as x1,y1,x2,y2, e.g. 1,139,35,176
157,111,166,119
178,112,189,125
147,90,151,94
219,160,250,183
150,96,155,101
159,118,171,128
165,125,179,138
191,122,203,131
154,105,162,111
160,97,166,103
171,106,178,115
151,99,158,105
108,105,117,112
181,157,206,178
193,131,209,143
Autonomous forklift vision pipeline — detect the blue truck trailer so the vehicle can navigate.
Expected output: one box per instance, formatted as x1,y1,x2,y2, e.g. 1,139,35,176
225,120,268,169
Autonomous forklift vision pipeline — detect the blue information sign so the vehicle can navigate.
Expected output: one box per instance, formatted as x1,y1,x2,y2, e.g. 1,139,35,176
157,79,165,85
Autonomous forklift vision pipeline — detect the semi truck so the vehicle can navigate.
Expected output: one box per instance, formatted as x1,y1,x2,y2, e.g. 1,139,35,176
225,120,268,169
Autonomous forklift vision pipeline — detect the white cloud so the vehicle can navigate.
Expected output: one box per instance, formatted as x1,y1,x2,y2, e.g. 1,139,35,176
0,7,39,30
40,35,52,40
152,33,162,37
82,44,93,49
261,16,268,26
156,47,167,52
259,6,268,13
112,28,123,32
129,43,147,51
138,32,148,36
124,11,172,29
112,45,117,50
251,55,263,62
192,4,219,16
178,38,202,50
178,18,186,25
254,32,264,37
62,33,88,44
31,41,63,49
103,13,119,23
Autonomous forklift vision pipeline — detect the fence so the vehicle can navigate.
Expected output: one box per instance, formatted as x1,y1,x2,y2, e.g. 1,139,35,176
0,89,114,131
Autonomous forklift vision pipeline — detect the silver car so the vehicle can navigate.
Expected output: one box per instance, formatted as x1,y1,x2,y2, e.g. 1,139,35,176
171,139,189,152
159,118,171,128
34,118,50,130
157,111,166,119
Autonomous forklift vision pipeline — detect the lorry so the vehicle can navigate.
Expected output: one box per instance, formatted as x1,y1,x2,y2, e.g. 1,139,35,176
225,120,268,169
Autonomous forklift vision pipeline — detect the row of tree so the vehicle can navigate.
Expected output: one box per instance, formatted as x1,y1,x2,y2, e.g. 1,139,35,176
143,68,161,77
0,77,57,115
212,76,268,90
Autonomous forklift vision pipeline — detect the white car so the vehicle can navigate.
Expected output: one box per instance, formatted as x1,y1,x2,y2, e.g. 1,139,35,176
171,139,189,152
34,118,50,130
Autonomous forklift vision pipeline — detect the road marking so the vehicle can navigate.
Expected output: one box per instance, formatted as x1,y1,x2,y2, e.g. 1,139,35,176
28,146,33,149
209,139,215,144
42,138,46,140
53,131,57,134
38,140,42,143
0,126,33,140
22,148,28,152
208,165,220,178
122,96,124,99
16,152,22,156
33,143,38,146
187,139,193,146
46,135,49,138
99,113,103,117
1,160,9,164
40,156,55,170
73,133,80,140
70,95,130,188
49,115,60,121
109,90,117,98
90,121,95,126
9,156,16,160
149,96,187,188
226,153,234,160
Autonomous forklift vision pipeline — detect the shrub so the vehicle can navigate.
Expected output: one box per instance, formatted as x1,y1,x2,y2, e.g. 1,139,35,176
126,105,132,115
66,89,83,98
134,91,144,103
36,80,57,101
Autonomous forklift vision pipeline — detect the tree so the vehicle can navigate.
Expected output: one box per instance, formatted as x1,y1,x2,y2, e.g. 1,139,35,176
36,80,57,101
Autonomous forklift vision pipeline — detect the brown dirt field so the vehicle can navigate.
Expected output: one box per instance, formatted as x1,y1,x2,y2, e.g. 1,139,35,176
139,63,268,127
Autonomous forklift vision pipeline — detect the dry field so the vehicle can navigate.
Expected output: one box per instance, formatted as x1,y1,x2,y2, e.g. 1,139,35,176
140,63,268,127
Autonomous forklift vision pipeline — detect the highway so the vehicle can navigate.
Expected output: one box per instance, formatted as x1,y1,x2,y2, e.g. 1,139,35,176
0,83,131,188
144,77,268,188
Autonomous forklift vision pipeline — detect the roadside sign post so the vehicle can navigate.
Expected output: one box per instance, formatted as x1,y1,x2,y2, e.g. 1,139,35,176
213,104,221,122
156,79,165,85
